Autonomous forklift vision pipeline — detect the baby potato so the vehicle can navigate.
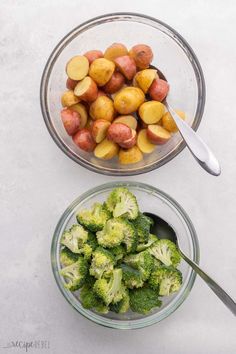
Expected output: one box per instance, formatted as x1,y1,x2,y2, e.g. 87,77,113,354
147,125,171,145
139,101,165,124
89,96,115,122
129,44,153,69
149,78,169,102
137,129,156,153
91,119,111,143
113,115,138,130
61,108,81,136
66,55,89,80
114,56,137,80
104,43,128,61
73,128,96,152
107,123,132,144
89,58,115,86
119,129,137,149
74,76,98,102
66,78,78,90
119,146,143,164
103,72,125,94
94,138,119,160
97,90,107,98
134,69,157,93
114,87,145,114
162,110,186,133
85,117,94,131
70,103,88,128
61,90,80,107
84,50,103,64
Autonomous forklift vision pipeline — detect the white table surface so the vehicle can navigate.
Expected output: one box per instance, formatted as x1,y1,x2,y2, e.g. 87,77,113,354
1,0,236,353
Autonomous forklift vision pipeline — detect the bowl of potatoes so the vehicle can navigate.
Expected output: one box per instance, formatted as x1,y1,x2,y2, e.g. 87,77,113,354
40,13,205,175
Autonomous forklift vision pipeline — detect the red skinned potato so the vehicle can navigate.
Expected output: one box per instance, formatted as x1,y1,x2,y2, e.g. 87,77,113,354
114,56,137,80
107,123,132,144
103,72,125,94
119,129,137,149
91,119,111,143
66,78,78,90
97,90,107,98
74,76,98,102
73,129,96,152
147,125,171,145
61,108,81,136
84,50,103,64
129,44,153,69
149,79,169,102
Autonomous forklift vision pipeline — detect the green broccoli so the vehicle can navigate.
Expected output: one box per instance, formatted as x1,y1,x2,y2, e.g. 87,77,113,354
149,239,181,267
124,250,154,281
136,234,158,252
93,268,123,305
132,212,154,243
89,247,115,279
121,264,144,289
87,231,98,251
149,266,182,296
106,187,139,220
60,257,88,291
60,247,79,266
76,202,111,232
129,287,162,314
109,245,126,263
110,286,130,313
60,224,88,253
121,220,137,253
80,278,109,313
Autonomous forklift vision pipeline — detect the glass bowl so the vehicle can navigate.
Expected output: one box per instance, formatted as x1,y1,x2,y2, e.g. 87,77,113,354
51,181,199,329
40,13,205,176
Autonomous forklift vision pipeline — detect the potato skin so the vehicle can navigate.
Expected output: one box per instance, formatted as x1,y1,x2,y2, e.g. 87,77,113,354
91,119,111,143
89,58,115,86
149,79,169,102
119,129,137,148
114,87,145,114
61,90,80,107
70,103,88,128
146,125,171,145
107,123,132,143
104,43,128,61
134,69,157,93
66,78,78,90
113,115,138,130
72,129,96,152
103,72,125,94
129,44,153,69
89,96,115,122
119,146,143,164
61,108,81,135
84,50,103,64
114,56,137,80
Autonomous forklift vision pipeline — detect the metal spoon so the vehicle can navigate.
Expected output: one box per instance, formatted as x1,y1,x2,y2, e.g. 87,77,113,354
144,212,236,315
150,66,221,176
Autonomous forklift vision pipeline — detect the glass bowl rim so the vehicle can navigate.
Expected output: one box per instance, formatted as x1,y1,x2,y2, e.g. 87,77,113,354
40,12,206,176
51,181,200,329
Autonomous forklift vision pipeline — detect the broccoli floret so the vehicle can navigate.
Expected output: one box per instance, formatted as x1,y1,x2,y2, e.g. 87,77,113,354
121,219,137,253
149,239,181,267
109,245,126,263
129,287,162,314
106,187,139,220
93,268,122,305
96,218,124,248
149,266,182,296
82,244,93,260
132,213,154,243
76,202,111,232
87,231,98,251
60,257,88,291
60,247,79,266
124,250,154,281
136,234,158,252
80,278,109,313
89,247,115,279
110,286,130,313
121,264,144,289
60,224,88,253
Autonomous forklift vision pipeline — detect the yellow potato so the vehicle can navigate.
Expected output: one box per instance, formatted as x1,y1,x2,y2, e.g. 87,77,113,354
137,129,156,153
134,69,157,93
113,115,138,130
66,55,89,80
139,101,165,124
89,58,115,86
70,103,88,128
61,90,80,107
114,87,145,114
119,146,143,164
94,138,119,160
89,96,115,122
162,110,186,133
104,43,128,61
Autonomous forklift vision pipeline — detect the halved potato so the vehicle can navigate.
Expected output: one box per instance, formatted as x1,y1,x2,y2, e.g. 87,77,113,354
70,103,88,128
61,90,80,107
74,76,98,102
89,96,115,122
104,43,128,61
134,69,157,93
119,146,143,164
91,119,111,143
94,138,119,160
162,110,185,132
139,101,165,124
137,129,156,153
147,125,171,145
66,55,89,80
89,58,115,86
113,115,138,130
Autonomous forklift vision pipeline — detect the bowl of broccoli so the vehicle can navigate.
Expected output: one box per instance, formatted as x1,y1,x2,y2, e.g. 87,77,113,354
51,182,199,329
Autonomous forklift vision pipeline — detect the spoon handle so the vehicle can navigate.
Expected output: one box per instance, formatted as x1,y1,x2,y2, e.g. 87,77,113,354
180,250,236,315
165,103,221,176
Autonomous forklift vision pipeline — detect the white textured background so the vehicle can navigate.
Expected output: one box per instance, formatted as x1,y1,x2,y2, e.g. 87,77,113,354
1,1,236,353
